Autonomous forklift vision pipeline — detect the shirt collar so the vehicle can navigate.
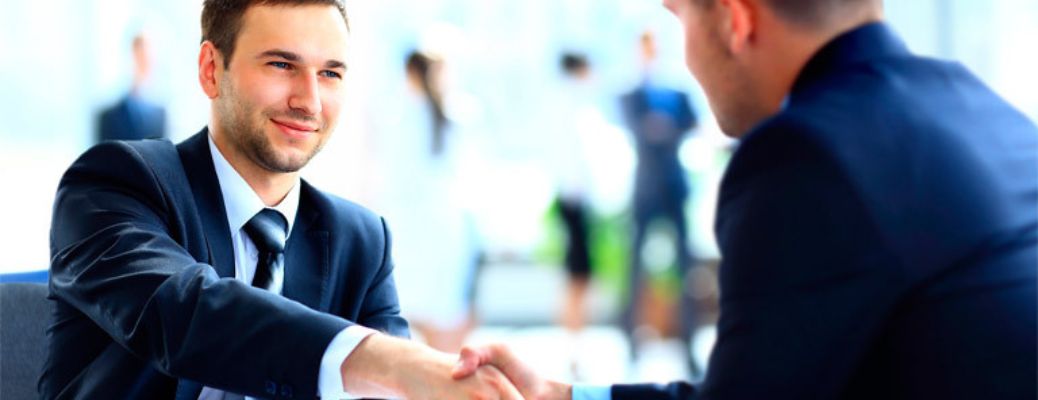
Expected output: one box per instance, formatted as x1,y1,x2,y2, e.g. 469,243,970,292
207,133,300,237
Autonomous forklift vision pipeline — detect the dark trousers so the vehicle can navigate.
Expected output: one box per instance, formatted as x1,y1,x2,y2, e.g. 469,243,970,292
558,198,592,278
622,195,696,358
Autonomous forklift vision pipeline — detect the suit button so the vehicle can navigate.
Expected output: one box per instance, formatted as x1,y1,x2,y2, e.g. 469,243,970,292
281,384,294,398
265,380,278,396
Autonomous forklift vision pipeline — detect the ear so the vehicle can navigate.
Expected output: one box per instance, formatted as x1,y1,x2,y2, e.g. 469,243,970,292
718,0,756,54
198,41,222,99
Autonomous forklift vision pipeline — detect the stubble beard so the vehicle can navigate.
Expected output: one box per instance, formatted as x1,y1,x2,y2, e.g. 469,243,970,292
217,76,327,173
702,40,765,137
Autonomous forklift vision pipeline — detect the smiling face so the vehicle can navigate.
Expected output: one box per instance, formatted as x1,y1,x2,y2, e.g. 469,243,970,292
204,4,349,173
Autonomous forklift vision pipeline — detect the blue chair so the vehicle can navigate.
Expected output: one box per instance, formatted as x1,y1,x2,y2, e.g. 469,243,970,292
1,282,50,399
0,270,48,283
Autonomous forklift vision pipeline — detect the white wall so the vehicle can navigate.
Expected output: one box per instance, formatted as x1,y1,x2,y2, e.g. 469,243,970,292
1,0,1036,273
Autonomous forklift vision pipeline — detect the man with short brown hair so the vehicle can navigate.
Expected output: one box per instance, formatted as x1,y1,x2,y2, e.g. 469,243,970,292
453,0,1038,399
42,1,521,399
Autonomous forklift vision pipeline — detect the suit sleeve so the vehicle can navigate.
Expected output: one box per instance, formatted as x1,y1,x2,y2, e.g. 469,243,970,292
612,382,696,400
354,217,410,337
49,142,351,398
613,123,905,400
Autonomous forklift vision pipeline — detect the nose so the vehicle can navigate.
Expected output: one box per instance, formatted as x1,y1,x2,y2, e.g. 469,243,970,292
288,71,322,116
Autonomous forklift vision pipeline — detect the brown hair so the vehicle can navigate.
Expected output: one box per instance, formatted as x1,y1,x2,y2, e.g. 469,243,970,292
693,0,875,28
201,0,349,68
405,50,449,156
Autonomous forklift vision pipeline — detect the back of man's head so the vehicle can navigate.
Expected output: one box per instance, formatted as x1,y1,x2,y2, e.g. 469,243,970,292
695,0,881,30
201,0,348,68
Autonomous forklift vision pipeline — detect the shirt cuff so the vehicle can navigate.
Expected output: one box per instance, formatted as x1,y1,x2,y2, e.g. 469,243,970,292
318,325,377,400
572,384,613,400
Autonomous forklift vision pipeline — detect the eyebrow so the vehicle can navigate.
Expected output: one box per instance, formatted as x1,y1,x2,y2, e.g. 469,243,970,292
324,59,347,70
258,49,347,70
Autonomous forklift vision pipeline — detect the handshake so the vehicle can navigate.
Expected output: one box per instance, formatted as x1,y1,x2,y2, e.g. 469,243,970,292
339,333,571,400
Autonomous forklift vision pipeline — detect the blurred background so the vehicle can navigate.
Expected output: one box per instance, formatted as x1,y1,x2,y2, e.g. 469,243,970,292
1,0,1036,386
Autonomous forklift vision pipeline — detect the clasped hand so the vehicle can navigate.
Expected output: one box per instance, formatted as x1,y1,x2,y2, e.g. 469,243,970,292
340,334,528,400
451,344,571,400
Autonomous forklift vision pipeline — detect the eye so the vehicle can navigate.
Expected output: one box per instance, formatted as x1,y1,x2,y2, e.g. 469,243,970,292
268,61,292,70
320,70,343,79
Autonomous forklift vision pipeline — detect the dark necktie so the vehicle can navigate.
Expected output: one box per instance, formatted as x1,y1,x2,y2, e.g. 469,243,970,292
242,209,288,290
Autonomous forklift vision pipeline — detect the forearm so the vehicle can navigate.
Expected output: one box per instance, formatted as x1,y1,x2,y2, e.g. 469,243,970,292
338,333,451,397
338,333,401,396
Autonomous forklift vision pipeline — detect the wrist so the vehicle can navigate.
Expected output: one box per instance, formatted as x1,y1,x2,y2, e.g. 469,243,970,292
339,333,410,396
341,333,454,398
541,380,572,400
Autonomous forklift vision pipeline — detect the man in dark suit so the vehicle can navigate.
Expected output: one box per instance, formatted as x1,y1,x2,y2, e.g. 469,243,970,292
41,1,520,399
97,94,167,141
619,31,699,366
452,0,1038,399
97,32,167,143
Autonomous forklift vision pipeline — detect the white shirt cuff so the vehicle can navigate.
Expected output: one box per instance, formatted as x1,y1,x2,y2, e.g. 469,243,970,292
572,384,612,400
317,325,377,400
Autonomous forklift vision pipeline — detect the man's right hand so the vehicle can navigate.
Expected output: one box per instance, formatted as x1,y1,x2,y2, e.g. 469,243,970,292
339,333,522,399
451,344,572,400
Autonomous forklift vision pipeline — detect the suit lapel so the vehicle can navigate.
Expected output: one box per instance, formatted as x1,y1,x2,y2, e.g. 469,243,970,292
282,182,333,311
176,129,334,306
177,129,236,279
170,133,330,396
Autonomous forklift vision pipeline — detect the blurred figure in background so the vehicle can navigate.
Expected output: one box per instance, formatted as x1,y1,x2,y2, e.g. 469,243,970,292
453,0,1037,398
619,30,699,371
377,49,478,353
547,52,598,377
96,31,167,142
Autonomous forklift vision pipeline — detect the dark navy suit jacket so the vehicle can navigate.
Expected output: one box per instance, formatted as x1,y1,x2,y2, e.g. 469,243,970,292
41,130,409,399
97,94,167,142
621,83,697,208
614,23,1038,399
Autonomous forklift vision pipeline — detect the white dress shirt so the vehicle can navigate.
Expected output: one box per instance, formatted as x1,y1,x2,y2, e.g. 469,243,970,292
199,134,374,400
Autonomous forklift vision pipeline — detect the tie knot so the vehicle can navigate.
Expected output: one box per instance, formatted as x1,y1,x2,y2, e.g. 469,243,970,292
243,209,288,254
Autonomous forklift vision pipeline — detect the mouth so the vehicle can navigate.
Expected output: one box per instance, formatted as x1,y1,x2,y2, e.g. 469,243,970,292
271,118,319,138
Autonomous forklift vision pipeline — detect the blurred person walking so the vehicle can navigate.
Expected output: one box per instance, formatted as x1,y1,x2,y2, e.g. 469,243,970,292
545,52,600,378
376,50,479,353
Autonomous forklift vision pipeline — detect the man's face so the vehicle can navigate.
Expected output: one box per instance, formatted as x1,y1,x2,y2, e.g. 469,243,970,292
214,5,349,173
664,0,758,137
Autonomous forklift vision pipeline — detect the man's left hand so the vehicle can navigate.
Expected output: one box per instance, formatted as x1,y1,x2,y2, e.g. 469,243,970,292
452,344,572,400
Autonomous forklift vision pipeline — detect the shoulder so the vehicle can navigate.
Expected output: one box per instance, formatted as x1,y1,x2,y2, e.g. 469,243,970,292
77,138,175,160
721,113,851,208
57,140,184,217
725,114,838,186
732,53,945,188
53,140,184,247
717,114,867,244
99,103,120,121
63,139,176,184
